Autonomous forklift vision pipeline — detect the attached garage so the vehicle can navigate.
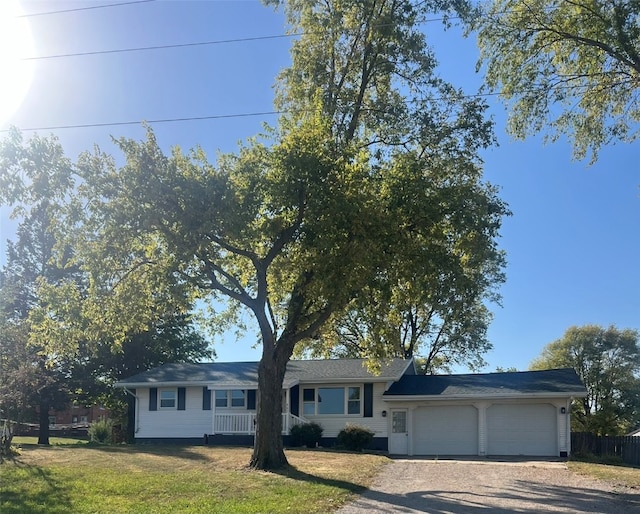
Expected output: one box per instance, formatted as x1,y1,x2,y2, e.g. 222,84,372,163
487,403,558,456
383,368,587,457
413,405,478,455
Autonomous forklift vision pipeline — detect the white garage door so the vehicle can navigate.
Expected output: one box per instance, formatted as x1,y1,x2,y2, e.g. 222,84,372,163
487,404,557,456
413,405,478,455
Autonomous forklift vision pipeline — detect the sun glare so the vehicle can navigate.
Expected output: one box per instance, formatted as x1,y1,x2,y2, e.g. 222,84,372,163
0,0,35,126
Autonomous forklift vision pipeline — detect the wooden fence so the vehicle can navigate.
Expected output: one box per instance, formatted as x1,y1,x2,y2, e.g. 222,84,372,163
571,432,640,466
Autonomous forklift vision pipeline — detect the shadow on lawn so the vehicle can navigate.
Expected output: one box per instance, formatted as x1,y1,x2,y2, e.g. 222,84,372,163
273,463,366,495
0,457,73,514
73,442,218,461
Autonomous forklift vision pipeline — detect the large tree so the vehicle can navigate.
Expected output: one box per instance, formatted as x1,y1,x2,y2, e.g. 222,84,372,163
0,131,79,445
472,0,640,162
25,0,503,470
296,169,507,374
0,130,212,443
530,325,640,435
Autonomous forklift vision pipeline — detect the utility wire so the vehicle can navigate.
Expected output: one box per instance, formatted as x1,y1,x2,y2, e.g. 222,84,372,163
1,90,509,133
18,0,157,18
0,111,284,133
23,34,296,61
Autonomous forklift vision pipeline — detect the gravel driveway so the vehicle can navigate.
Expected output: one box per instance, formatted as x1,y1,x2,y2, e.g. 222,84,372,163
338,458,640,513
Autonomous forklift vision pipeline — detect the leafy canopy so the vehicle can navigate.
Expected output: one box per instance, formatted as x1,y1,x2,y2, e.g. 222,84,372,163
473,0,640,162
5,0,509,469
530,324,640,435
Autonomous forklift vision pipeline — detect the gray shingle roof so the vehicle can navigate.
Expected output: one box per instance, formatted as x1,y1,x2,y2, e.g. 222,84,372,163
383,368,587,398
115,358,413,388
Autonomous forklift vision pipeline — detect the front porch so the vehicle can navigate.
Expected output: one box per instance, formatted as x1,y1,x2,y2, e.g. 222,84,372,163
212,412,308,435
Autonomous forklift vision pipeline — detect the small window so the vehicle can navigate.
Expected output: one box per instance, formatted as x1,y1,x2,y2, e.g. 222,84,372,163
72,415,78,424
348,387,361,414
215,390,228,408
231,390,245,408
80,415,88,423
303,388,315,415
48,416,56,427
159,389,176,409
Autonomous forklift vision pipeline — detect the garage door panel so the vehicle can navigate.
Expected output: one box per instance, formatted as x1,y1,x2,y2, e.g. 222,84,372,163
487,404,557,456
414,405,477,455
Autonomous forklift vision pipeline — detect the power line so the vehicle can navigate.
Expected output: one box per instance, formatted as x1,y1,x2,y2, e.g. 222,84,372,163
23,34,297,61
1,90,507,133
18,0,157,18
20,19,453,61
0,111,284,133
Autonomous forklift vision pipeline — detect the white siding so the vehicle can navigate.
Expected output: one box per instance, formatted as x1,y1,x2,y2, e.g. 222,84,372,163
413,405,478,455
487,403,557,456
135,387,212,439
299,382,389,438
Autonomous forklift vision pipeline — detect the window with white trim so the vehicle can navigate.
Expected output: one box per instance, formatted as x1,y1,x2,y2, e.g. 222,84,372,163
215,390,246,408
159,389,176,409
302,386,361,415
347,386,361,414
303,388,315,416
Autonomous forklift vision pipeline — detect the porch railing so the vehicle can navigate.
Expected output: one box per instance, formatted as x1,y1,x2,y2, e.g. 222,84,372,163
213,412,308,435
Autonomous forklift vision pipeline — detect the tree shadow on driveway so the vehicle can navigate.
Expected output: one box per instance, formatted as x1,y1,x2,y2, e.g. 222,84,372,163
338,462,640,514
344,483,639,513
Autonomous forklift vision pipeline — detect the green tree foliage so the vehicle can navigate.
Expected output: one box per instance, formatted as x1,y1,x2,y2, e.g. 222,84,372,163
530,325,640,435
0,130,78,444
70,314,213,426
279,0,508,374
11,0,506,470
472,0,640,162
296,172,507,373
0,130,213,442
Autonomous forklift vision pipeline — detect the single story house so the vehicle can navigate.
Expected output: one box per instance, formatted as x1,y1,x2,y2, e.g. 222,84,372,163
115,358,587,457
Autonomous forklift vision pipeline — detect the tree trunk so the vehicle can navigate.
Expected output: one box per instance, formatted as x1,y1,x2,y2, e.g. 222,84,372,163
38,397,50,445
249,342,292,470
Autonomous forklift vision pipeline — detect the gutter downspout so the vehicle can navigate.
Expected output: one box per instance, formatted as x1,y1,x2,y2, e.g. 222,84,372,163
123,387,140,434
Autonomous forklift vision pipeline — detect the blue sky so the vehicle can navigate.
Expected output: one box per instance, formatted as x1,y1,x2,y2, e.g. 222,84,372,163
1,0,638,371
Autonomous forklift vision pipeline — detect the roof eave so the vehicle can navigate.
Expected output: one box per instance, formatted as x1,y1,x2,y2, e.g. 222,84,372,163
383,391,588,401
114,381,215,388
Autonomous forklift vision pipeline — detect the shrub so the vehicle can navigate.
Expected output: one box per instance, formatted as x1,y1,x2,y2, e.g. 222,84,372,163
289,422,323,448
336,424,374,451
88,418,113,444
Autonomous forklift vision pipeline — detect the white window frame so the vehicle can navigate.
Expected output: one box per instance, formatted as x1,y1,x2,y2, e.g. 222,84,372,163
215,389,246,409
159,388,177,410
302,386,362,416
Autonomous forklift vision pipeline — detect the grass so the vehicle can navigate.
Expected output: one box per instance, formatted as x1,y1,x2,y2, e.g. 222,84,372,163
11,436,88,446
0,444,388,514
568,459,640,488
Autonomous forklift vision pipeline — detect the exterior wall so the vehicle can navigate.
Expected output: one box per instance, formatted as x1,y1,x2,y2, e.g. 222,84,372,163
48,404,110,428
135,387,214,439
384,397,573,457
296,382,390,438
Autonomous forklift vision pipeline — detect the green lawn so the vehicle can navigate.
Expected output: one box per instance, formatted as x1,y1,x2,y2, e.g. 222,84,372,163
11,436,88,446
568,460,640,488
0,444,388,514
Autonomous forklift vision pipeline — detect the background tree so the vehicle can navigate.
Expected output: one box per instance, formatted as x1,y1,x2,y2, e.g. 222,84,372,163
0,130,212,444
297,167,507,373
69,314,213,440
0,131,79,445
530,324,640,435
472,0,640,162
22,0,505,470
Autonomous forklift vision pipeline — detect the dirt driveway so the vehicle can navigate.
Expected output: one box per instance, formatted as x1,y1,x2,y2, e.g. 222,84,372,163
337,458,640,513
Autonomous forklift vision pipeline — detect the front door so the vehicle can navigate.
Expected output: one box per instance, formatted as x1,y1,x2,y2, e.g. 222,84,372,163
388,409,408,454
